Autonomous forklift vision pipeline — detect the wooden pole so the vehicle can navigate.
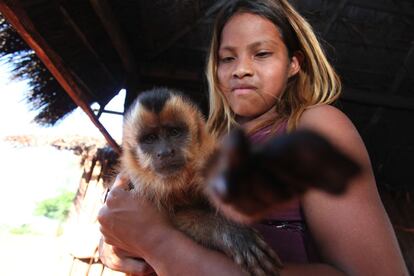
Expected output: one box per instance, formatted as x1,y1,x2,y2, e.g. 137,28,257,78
364,41,414,133
89,0,138,78
341,88,414,111
323,0,348,36
59,5,116,84
89,0,140,109
0,0,121,154
149,0,229,59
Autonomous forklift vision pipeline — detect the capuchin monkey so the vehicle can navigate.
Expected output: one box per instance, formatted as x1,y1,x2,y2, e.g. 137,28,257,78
120,87,361,275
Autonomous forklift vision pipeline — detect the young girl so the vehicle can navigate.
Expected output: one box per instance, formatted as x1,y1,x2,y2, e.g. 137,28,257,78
98,0,408,275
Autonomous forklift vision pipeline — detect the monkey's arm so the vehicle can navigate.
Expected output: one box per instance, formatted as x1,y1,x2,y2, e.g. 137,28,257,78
208,128,361,218
98,176,250,276
173,208,282,275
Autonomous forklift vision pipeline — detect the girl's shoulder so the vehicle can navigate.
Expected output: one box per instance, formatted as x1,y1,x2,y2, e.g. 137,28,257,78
298,105,359,143
297,104,366,164
299,104,351,129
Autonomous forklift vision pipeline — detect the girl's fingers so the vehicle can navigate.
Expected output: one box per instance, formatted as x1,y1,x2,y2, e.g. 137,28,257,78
112,174,130,189
104,176,132,206
99,238,154,275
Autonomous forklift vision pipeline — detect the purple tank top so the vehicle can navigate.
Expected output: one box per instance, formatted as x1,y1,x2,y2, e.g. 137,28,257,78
249,122,318,263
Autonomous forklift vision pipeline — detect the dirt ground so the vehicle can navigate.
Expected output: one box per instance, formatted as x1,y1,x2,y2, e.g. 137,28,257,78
0,232,70,276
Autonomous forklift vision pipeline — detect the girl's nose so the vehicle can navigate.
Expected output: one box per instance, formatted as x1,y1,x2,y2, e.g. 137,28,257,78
232,57,253,78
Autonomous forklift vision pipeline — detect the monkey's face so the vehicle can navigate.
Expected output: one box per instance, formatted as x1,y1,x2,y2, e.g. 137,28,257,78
138,123,189,176
123,89,205,179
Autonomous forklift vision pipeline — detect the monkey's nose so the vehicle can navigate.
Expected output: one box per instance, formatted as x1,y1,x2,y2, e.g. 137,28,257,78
157,149,175,159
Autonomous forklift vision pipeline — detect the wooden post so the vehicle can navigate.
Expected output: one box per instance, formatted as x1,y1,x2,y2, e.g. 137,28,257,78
89,0,141,109
364,41,414,133
59,5,116,84
341,88,414,111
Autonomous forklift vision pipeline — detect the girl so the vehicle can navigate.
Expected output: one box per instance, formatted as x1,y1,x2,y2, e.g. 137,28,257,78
98,0,408,275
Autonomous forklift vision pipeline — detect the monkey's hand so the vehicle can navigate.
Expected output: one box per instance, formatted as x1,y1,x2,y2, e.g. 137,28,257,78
174,209,282,276
220,225,283,276
208,128,361,220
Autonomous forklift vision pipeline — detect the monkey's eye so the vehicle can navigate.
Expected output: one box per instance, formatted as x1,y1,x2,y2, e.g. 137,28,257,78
142,134,158,144
168,127,182,137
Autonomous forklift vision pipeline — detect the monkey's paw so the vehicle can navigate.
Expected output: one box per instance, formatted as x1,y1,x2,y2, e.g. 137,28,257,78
222,229,283,276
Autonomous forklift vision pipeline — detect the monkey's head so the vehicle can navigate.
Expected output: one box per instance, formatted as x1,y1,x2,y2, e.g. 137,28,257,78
122,88,215,192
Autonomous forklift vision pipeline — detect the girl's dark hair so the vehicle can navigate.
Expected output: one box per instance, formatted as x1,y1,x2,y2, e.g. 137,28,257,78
214,0,300,57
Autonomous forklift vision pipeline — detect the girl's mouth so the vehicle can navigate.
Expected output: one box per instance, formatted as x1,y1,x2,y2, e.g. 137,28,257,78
232,85,257,96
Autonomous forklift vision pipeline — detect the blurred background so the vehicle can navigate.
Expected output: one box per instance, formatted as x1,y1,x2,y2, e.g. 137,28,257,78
0,63,124,275
0,0,413,275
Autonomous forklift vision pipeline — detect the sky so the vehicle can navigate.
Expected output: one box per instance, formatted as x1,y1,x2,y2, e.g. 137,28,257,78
0,63,124,226
0,63,124,141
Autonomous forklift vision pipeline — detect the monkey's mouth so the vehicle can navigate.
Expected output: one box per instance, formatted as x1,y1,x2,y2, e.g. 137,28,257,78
155,162,185,176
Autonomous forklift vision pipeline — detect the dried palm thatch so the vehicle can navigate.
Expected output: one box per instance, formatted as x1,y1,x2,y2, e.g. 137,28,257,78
1,14,77,125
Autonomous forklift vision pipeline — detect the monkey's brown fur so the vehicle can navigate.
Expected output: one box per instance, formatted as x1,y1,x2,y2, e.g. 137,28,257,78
120,88,281,276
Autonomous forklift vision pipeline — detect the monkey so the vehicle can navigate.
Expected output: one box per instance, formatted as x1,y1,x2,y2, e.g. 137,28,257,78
120,87,283,275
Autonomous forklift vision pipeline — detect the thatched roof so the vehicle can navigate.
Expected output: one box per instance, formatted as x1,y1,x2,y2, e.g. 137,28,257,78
1,1,413,271
0,0,414,191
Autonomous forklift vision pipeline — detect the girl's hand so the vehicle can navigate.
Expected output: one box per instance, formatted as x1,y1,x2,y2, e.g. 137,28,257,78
97,175,172,271
98,238,155,275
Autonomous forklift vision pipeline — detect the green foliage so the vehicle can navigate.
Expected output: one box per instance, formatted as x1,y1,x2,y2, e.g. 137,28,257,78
10,224,34,235
34,190,75,221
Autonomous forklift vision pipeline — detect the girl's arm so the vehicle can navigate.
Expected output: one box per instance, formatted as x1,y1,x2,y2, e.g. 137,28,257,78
297,105,408,275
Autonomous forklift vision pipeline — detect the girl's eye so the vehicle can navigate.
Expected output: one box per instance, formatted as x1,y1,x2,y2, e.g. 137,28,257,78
168,128,182,137
219,56,235,63
142,134,158,144
256,51,272,58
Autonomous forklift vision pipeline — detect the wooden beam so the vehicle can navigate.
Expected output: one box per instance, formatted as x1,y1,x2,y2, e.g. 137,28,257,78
341,88,414,111
89,0,140,109
363,41,414,133
89,0,138,78
0,0,121,154
93,109,124,116
139,62,201,82
59,5,116,84
388,44,414,96
323,0,348,36
348,0,414,17
149,0,229,59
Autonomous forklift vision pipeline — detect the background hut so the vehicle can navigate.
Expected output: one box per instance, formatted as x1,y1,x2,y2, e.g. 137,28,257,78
0,0,413,274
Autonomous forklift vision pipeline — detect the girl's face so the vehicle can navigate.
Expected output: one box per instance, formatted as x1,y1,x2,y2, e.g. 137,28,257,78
217,12,300,119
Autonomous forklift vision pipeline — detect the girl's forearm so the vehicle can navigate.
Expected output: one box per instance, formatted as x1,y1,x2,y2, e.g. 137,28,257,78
142,228,347,276
144,228,248,276
281,263,346,276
